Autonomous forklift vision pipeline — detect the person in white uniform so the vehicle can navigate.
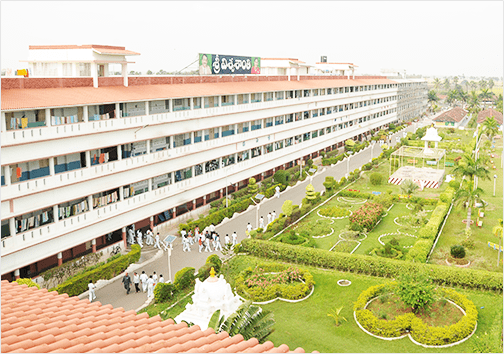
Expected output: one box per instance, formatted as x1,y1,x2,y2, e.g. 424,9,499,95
88,280,96,302
145,229,153,246
259,216,264,229
136,230,143,248
153,233,161,249
272,210,276,221
147,275,155,298
214,233,222,251
204,237,212,252
224,234,231,248
140,271,149,293
232,231,238,246
267,212,272,225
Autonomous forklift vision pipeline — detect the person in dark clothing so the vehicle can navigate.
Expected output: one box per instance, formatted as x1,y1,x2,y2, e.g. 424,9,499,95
122,272,132,294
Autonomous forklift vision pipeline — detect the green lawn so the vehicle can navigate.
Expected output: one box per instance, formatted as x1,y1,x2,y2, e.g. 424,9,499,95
221,255,503,353
429,135,503,273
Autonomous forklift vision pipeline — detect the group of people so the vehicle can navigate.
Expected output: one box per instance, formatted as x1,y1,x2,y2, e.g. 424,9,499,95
127,226,163,250
257,210,277,230
180,225,238,253
122,271,165,298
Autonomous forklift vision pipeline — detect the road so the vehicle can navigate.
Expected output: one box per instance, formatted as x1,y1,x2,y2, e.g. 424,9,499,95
84,120,428,312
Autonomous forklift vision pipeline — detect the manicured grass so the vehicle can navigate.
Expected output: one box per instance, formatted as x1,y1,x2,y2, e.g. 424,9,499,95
222,255,503,353
137,288,194,320
429,135,503,273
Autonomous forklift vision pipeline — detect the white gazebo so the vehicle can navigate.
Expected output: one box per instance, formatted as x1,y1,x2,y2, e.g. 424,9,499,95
421,125,443,155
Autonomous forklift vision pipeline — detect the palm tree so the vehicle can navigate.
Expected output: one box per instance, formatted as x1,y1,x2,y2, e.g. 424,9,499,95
488,78,495,90
401,179,419,195
427,90,439,109
457,90,468,107
454,180,485,230
482,116,501,141
496,94,503,113
461,80,469,91
469,81,477,92
453,153,491,188
479,79,488,90
208,301,275,343
327,306,347,326
453,76,459,87
479,88,494,109
492,219,503,266
443,78,451,91
433,78,441,91
446,90,459,107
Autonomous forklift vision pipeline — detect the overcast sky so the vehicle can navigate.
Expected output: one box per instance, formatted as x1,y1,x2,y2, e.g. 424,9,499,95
1,1,503,78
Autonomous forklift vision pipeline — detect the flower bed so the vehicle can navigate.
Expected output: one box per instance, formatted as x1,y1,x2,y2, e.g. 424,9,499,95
349,202,384,232
354,283,478,347
235,263,314,302
318,206,351,218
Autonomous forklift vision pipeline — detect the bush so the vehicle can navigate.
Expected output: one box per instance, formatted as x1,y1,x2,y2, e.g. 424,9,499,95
451,245,466,259
15,278,40,289
448,180,460,189
240,239,502,291
51,245,141,297
323,176,336,192
397,273,435,313
248,178,258,194
273,170,289,186
319,206,350,218
174,267,195,291
349,202,384,231
372,193,394,209
154,282,175,303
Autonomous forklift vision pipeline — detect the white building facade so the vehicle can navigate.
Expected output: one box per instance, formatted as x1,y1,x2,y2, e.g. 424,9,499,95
1,48,428,280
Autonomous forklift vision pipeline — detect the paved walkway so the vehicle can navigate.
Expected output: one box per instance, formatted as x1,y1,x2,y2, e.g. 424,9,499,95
83,120,428,312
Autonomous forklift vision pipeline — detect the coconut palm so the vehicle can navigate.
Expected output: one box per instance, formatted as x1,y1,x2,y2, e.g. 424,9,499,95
479,88,494,109
433,78,441,91
400,179,419,195
496,94,503,113
327,306,347,326
461,80,469,91
208,301,275,343
454,180,485,230
479,79,488,90
482,116,501,141
488,78,495,90
427,90,439,109
467,91,480,110
443,78,451,91
453,153,490,189
457,90,468,106
446,90,459,107
492,219,503,266
453,76,459,87
469,81,477,91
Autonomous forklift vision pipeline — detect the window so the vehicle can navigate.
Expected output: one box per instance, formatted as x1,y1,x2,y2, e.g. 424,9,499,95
265,117,273,128
237,94,249,104
237,122,249,133
295,112,302,122
295,135,302,144
193,97,201,109
303,90,310,97
275,140,284,150
285,114,293,123
303,132,310,141
265,143,273,154
264,92,274,102
175,167,192,182
173,98,191,111
251,93,262,103
312,130,318,139
221,95,235,106
313,89,318,96
285,137,293,147
204,96,219,108
276,91,284,100
319,128,325,136
275,115,284,125
237,150,249,162
251,147,262,158
205,159,220,172
221,125,235,137
312,110,318,118
251,120,262,131
194,164,204,176
194,131,203,143
222,154,235,166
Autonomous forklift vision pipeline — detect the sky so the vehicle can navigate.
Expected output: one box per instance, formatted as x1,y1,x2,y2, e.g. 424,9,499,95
1,1,503,78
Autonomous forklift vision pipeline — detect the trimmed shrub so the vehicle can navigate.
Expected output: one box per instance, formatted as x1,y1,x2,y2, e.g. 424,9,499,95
154,282,175,303
15,278,40,289
451,245,466,259
349,202,384,231
51,245,141,297
319,206,350,218
240,239,502,291
273,170,289,186
248,178,258,194
174,267,195,291
448,180,459,189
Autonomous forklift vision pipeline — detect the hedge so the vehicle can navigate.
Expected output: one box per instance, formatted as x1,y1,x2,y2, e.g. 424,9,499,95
354,283,478,345
51,245,141,297
173,267,195,291
240,239,502,291
197,254,223,281
15,278,41,289
154,282,175,303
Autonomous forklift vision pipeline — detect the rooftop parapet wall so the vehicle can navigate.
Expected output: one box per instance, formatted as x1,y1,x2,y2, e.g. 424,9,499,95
2,75,388,90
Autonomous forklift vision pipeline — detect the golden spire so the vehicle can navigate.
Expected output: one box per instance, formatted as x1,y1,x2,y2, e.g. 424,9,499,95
210,267,216,278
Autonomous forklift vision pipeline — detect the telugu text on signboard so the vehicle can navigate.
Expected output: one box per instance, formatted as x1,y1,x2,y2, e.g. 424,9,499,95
199,54,261,75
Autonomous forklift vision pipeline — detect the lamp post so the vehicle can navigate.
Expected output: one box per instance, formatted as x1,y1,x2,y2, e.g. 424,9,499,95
167,244,173,283
494,174,498,197
370,141,375,163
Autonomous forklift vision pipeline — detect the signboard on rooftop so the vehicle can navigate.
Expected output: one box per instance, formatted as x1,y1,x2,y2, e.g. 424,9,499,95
198,53,260,75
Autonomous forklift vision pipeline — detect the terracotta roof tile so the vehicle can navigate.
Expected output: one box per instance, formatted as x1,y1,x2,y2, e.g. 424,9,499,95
1,280,310,353
269,344,291,353
242,341,276,353
1,77,397,110
433,107,467,123
477,108,503,125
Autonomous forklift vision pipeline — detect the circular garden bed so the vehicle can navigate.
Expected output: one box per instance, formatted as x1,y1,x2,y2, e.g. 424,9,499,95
235,263,314,303
318,206,351,219
354,283,478,347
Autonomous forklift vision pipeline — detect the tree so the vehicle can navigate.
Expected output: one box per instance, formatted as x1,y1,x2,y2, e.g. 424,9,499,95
208,300,275,343
492,219,503,266
453,153,490,187
323,176,336,193
397,273,435,314
433,78,441,91
281,200,294,216
469,81,477,92
461,80,469,91
400,179,419,195
454,180,485,230
496,94,503,113
467,91,480,112
479,88,494,109
457,89,468,106
488,78,495,90
273,170,289,186
482,116,500,142
248,177,258,194
452,76,459,87
147,70,153,75
479,79,488,90
305,183,316,201
427,90,439,108
443,78,451,91
446,89,459,107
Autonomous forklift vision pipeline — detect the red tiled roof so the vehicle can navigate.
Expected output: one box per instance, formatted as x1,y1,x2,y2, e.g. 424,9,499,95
433,107,467,123
1,78,397,110
477,108,503,125
29,45,140,56
1,280,310,353
437,94,447,100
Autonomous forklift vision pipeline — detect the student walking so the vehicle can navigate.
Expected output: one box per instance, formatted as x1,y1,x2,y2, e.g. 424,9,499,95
214,233,222,251
127,227,135,245
272,210,276,221
133,272,140,293
152,272,158,285
122,273,132,295
246,223,252,236
225,234,230,248
88,280,96,302
267,212,272,225
232,231,238,246
145,229,153,246
275,185,280,198
140,271,148,293
154,233,161,249
147,275,155,298
182,237,191,252
259,216,264,229
198,236,204,253
159,274,165,284
204,237,212,252
136,231,143,248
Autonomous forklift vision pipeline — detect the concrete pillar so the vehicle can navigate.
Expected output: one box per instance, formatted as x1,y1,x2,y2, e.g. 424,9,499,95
145,101,150,116
115,103,120,118
5,165,11,186
172,207,177,218
190,98,194,110
14,269,20,280
149,216,154,230
192,200,196,210
218,96,222,107
83,106,88,123
45,108,52,127
168,99,172,112
9,218,16,237
91,62,98,88
119,186,124,201
191,131,195,144
218,126,222,138
148,178,152,192
117,144,122,160
1,112,6,132
122,63,128,87
53,205,59,222
203,195,207,205
88,195,93,211
49,157,55,176
72,63,78,77
122,227,127,248
85,151,91,168
91,239,96,253
57,252,63,266
146,140,151,154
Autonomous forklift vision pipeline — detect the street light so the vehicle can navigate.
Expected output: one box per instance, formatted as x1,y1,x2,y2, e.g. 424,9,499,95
250,194,265,229
494,174,498,197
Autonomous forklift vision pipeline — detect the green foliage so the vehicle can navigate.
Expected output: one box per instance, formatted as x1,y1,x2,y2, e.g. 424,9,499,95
240,239,502,291
369,172,383,185
305,183,316,200
323,176,336,192
397,273,435,313
154,282,175,303
450,245,466,258
248,177,258,194
174,267,195,291
51,245,141,297
106,253,122,263
15,278,40,289
400,179,419,195
371,192,394,209
197,255,223,281
327,306,347,326
273,170,289,186
319,206,350,218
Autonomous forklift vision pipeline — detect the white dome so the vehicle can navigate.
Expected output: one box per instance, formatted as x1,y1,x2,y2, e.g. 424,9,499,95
421,126,442,142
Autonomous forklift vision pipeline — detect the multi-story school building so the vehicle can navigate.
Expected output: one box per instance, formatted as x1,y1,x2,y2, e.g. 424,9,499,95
1,45,428,280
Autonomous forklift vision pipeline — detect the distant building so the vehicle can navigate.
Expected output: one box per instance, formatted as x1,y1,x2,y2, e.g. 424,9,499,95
477,108,503,126
432,107,468,128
